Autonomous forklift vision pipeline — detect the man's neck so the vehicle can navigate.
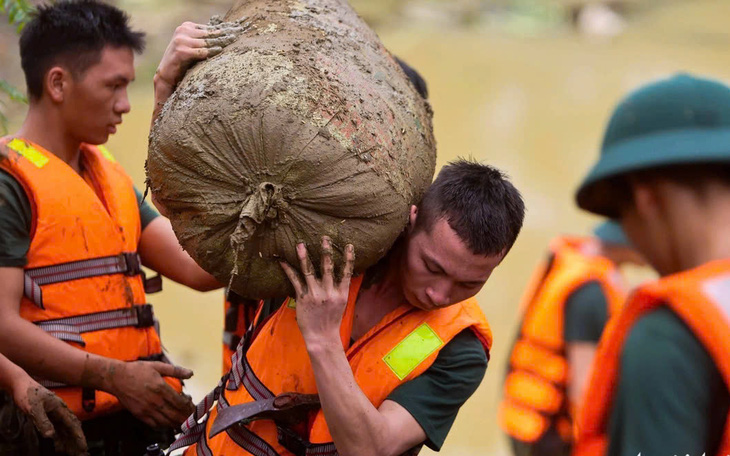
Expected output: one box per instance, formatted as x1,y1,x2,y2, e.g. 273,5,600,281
361,258,405,308
16,106,82,171
670,187,730,274
352,248,407,340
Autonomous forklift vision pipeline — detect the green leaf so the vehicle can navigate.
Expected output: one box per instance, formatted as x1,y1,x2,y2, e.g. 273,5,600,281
0,80,27,104
0,113,8,136
0,0,34,134
2,0,36,28
8,7,18,24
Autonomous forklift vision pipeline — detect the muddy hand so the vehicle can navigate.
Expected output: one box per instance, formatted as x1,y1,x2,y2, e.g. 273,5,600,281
108,360,195,429
280,237,355,343
155,19,245,91
13,379,88,456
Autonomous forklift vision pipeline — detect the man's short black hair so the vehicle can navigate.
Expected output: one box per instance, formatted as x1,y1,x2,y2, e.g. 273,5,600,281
415,159,525,257
20,0,145,100
608,163,730,218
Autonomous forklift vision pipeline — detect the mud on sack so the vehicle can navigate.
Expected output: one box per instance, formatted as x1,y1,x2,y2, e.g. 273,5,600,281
146,0,436,298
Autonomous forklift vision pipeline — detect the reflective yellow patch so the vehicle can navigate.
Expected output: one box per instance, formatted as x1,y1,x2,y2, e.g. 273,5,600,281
383,323,444,380
287,298,296,309
7,139,49,168
97,145,116,162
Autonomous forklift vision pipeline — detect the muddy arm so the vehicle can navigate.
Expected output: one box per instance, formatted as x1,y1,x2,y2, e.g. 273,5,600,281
0,267,194,428
280,239,427,456
0,354,88,455
139,216,223,291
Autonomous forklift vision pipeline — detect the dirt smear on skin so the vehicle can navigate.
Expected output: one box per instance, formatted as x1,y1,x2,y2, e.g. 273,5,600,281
147,0,436,298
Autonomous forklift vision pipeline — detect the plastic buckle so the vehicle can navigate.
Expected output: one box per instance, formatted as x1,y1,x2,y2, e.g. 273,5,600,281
82,388,96,413
277,425,309,456
143,273,163,294
123,252,142,276
135,304,155,328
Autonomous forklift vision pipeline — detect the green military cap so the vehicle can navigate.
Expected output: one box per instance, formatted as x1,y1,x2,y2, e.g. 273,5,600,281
576,73,730,217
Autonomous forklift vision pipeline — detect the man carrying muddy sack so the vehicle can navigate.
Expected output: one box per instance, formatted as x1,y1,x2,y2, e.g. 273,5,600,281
170,161,525,455
0,1,241,454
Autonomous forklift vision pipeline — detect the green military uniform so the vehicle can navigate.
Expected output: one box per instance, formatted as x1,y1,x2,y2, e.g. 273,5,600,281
608,308,730,455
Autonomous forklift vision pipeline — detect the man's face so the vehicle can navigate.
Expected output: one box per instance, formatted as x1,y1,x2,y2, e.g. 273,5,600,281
62,46,134,145
400,209,504,310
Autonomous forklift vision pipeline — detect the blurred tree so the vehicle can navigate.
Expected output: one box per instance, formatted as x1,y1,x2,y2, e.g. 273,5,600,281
0,0,34,133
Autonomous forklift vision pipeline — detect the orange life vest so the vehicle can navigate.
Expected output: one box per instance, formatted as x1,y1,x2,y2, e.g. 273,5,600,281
222,291,258,374
0,137,181,420
174,275,492,455
574,259,730,456
500,236,626,445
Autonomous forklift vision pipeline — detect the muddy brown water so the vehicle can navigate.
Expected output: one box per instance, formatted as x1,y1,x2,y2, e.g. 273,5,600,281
4,0,730,454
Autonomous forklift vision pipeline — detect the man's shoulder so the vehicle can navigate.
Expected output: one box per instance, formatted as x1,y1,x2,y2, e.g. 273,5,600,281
439,328,488,366
386,328,487,451
609,305,729,455
628,306,700,346
622,306,715,377
0,168,31,220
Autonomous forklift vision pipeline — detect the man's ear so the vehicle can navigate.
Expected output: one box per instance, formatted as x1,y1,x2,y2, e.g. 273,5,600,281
408,205,418,231
45,66,69,103
628,176,659,221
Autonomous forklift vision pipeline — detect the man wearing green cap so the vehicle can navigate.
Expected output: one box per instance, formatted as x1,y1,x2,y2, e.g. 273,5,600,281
573,73,730,456
500,221,642,456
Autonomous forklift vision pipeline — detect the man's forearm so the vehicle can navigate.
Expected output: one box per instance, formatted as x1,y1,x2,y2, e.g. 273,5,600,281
0,352,29,393
151,75,175,126
307,339,395,456
0,315,119,392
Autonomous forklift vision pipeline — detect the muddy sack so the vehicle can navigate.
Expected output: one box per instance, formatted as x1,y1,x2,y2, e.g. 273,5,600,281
146,0,436,298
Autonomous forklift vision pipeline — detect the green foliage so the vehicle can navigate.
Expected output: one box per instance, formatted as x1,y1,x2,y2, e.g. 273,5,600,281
1,0,36,133
1,0,35,33
0,80,26,104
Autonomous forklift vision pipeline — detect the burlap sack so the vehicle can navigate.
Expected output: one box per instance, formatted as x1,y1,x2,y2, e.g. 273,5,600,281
147,0,436,298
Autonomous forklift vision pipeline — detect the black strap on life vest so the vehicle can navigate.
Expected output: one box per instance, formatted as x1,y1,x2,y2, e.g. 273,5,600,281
223,291,260,351
34,303,156,347
172,298,337,456
209,393,320,438
24,252,162,308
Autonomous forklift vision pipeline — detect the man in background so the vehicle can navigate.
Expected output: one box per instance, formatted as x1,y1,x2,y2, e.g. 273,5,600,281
500,221,643,456
574,73,730,455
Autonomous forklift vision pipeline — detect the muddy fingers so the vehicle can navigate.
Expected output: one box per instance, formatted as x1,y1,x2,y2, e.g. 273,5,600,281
29,386,88,456
205,35,238,48
148,361,194,380
342,244,355,281
27,386,55,439
157,385,195,424
321,236,335,289
207,46,224,58
45,400,88,456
